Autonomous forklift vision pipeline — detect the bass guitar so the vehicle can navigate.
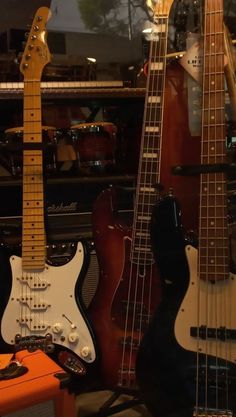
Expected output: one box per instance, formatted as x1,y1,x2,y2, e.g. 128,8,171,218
136,1,236,416
0,7,96,377
90,0,175,389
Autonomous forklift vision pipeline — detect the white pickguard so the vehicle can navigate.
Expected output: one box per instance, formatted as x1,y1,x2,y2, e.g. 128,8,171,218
174,245,236,363
1,241,96,363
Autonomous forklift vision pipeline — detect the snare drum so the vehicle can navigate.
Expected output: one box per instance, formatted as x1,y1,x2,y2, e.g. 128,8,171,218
70,122,117,173
2,126,56,175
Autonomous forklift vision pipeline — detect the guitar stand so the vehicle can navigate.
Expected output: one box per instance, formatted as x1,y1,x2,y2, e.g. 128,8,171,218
86,387,144,417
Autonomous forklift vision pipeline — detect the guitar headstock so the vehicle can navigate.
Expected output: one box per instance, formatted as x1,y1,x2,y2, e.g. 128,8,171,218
147,0,174,17
20,7,52,80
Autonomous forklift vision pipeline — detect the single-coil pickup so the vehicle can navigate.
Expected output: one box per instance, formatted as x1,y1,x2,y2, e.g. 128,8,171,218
18,295,49,311
18,316,49,332
18,275,49,290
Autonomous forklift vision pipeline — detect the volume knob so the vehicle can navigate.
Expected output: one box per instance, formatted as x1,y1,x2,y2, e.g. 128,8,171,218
52,322,63,334
68,332,79,344
81,346,91,358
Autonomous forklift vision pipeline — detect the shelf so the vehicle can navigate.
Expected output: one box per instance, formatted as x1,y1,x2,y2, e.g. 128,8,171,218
0,174,136,187
0,83,146,100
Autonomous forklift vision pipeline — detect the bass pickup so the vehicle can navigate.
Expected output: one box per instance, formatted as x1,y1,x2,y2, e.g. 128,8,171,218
190,325,236,341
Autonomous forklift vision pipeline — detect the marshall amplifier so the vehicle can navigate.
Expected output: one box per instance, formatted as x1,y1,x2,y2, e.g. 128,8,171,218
0,175,134,220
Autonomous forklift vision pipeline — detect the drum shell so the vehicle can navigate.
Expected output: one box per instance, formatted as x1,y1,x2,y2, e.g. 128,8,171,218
70,122,117,173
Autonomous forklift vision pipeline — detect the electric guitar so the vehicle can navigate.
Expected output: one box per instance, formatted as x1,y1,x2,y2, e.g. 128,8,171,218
0,7,96,376
136,1,236,416
89,0,175,389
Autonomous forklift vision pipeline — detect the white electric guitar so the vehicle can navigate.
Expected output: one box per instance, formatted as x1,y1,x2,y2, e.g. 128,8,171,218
0,7,96,375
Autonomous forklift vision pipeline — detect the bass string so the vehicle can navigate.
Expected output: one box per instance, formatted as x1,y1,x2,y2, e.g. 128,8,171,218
197,0,229,412
119,5,169,387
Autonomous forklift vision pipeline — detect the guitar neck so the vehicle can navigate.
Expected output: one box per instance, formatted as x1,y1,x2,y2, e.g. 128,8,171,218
22,80,46,271
199,0,228,282
132,17,169,264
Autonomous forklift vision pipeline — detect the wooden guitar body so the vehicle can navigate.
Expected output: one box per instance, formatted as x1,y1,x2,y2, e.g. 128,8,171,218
0,241,98,382
90,186,161,388
136,244,236,417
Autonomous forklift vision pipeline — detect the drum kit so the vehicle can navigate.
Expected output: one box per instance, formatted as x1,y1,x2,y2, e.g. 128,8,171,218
0,122,117,176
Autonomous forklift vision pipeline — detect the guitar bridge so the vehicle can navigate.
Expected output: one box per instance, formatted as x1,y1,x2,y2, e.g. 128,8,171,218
193,407,233,417
14,333,55,353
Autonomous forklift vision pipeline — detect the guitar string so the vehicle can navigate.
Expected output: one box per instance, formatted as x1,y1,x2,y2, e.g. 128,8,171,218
119,31,157,386
198,1,228,413
202,1,215,411
218,0,230,407
120,19,152,386
133,7,167,386
210,2,229,411
120,5,165,387
198,0,212,412
23,79,45,345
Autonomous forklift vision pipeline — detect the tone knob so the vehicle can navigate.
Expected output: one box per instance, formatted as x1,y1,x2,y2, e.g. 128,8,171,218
52,323,63,334
68,332,79,343
81,346,91,358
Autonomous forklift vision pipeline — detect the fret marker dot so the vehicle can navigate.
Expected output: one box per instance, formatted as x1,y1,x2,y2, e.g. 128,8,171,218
211,43,215,46
210,221,214,226
211,147,215,151
211,81,215,85
218,187,221,191
211,116,215,120
210,259,214,264
210,241,214,246
204,187,207,191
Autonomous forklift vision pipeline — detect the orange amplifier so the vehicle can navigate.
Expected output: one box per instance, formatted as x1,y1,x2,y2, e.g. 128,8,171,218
0,350,77,417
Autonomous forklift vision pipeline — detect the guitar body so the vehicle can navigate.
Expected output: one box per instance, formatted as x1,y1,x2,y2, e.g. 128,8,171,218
90,186,161,387
0,241,97,378
175,246,236,361
136,243,236,417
